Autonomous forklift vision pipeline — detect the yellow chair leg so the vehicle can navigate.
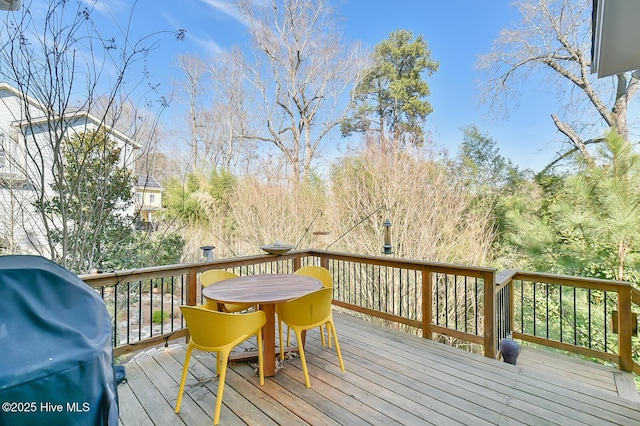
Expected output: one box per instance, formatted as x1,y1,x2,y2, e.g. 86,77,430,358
278,319,285,361
294,329,312,388
257,329,264,385
325,323,332,348
329,319,345,372
216,351,222,375
279,318,289,349
213,351,229,425
175,346,193,413
286,324,291,347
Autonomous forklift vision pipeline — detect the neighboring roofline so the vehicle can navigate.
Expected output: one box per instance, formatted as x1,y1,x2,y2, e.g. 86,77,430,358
136,175,163,190
0,82,141,149
0,82,48,112
136,186,163,192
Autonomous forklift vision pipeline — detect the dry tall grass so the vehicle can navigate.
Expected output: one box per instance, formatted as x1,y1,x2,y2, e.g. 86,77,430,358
179,144,493,269
330,144,493,265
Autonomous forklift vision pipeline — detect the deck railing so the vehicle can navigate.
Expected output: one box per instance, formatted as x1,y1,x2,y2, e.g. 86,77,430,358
496,269,640,374
80,249,638,373
306,250,497,356
82,254,303,357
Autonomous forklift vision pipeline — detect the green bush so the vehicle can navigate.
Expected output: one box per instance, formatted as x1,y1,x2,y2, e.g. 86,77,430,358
152,310,170,324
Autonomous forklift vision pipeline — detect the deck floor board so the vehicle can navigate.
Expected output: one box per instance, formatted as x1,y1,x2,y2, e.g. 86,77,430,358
118,312,640,425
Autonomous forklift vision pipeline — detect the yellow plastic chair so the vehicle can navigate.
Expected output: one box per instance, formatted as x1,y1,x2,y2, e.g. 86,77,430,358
174,306,265,425
290,265,333,347
200,270,254,313
276,287,345,388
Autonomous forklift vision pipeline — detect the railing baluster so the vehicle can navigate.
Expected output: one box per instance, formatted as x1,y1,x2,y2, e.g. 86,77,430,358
587,289,593,348
170,276,175,332
137,280,142,342
559,285,563,343
126,282,131,344
386,264,390,314
398,267,402,318
545,283,549,339
573,287,577,345
475,277,479,336
445,274,449,329
519,280,524,334
464,276,468,334
454,275,458,331
604,291,608,353
533,281,537,337
413,269,418,319
113,282,118,348
436,273,439,327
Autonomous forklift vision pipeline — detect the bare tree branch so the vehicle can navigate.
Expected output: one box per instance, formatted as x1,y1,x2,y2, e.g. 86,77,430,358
477,0,639,168
225,0,367,182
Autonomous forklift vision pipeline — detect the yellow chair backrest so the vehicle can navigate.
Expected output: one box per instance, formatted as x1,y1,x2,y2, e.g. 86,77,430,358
276,287,344,388
200,269,238,288
200,270,253,313
294,265,332,288
179,306,265,350
176,306,266,424
277,287,333,328
290,265,333,347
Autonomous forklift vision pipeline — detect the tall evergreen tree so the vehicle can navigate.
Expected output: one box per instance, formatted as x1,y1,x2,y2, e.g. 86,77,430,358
458,124,517,192
456,125,534,268
506,130,640,283
341,29,439,150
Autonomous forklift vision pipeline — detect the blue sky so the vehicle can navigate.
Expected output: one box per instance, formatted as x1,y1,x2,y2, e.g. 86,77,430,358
97,0,566,172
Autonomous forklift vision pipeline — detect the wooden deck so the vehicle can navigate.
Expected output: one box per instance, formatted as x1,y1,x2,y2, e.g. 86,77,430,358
117,312,640,425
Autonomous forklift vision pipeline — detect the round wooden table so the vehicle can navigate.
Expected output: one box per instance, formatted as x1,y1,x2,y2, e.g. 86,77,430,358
202,273,322,376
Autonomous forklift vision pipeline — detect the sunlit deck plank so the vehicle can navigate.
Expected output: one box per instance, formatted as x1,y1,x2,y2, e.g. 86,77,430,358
118,312,640,425
334,314,640,425
147,349,214,425
122,360,187,425
517,345,619,393
322,321,547,425
117,377,155,426
332,316,593,425
168,346,292,425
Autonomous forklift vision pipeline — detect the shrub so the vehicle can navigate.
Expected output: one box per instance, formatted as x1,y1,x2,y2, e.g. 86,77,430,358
152,310,170,324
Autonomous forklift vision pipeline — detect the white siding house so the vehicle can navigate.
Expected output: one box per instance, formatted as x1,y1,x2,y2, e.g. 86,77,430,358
0,82,140,255
135,175,163,230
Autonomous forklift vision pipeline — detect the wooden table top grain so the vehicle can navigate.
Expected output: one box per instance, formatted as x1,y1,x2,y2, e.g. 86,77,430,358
202,273,322,304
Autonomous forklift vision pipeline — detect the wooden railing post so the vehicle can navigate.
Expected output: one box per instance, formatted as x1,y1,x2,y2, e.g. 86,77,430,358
618,284,633,372
186,268,198,307
181,267,199,345
319,257,328,270
484,270,497,358
422,266,432,340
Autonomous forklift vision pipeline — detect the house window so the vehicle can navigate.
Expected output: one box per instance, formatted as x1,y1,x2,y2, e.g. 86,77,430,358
0,150,5,169
136,193,142,203
149,194,156,203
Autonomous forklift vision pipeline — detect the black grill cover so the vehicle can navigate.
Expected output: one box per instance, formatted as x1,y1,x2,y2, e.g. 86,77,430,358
0,255,118,425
